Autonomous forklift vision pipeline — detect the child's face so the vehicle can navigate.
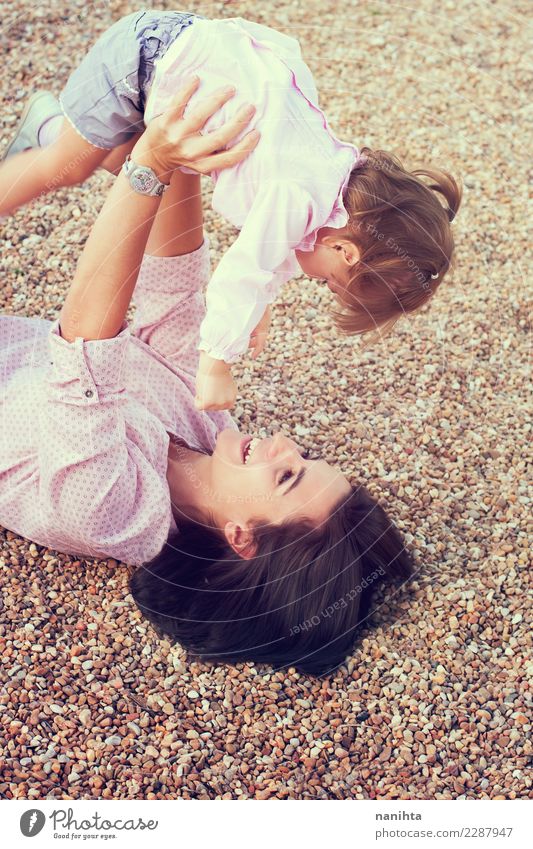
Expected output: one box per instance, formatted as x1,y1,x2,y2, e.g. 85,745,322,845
295,228,359,297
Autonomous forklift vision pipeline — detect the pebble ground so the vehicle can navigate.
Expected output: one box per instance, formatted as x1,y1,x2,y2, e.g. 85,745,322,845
0,1,531,800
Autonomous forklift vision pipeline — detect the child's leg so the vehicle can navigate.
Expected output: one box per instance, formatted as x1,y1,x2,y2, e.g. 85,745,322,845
100,133,143,176
0,119,108,216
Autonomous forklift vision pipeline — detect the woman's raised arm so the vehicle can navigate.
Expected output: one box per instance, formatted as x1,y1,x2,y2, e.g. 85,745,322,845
59,78,258,343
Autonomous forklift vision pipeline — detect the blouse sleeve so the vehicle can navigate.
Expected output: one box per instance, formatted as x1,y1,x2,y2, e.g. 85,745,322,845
39,319,173,566
198,180,315,363
129,238,211,376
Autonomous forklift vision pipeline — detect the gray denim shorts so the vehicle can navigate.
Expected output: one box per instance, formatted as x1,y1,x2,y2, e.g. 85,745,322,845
59,9,200,149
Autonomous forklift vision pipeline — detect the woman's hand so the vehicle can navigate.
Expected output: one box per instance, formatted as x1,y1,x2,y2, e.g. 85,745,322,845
133,76,259,180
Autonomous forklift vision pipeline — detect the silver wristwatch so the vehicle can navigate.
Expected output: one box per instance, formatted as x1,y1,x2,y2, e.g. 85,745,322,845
122,155,170,197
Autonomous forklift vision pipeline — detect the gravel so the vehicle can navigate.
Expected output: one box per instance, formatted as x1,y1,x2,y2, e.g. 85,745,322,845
0,0,531,800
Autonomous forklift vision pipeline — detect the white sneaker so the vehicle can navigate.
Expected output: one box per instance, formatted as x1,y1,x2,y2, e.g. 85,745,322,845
2,91,62,159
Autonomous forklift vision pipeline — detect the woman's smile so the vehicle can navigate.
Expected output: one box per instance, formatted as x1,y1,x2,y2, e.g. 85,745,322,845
242,436,261,464
204,428,352,526
218,429,299,469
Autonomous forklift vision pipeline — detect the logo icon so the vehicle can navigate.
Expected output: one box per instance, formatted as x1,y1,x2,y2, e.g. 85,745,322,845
20,809,46,837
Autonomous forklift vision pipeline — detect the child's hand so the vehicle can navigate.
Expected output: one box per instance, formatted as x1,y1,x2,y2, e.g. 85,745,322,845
249,305,271,360
194,352,237,411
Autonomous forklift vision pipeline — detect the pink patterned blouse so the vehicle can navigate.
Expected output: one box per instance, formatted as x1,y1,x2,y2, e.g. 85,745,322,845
0,240,236,566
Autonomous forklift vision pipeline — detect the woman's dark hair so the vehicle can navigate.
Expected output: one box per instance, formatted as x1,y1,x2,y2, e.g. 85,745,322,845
129,485,413,677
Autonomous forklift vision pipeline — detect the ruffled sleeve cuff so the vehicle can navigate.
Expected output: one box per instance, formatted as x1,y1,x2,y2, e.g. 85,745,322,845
197,339,245,365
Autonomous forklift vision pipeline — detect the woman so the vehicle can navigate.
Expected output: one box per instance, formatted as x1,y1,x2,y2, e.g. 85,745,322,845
0,81,413,676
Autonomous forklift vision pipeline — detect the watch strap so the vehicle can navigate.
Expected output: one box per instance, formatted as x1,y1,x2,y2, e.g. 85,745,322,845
122,155,170,197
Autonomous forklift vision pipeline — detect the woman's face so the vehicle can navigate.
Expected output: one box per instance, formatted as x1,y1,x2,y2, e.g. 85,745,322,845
208,429,352,528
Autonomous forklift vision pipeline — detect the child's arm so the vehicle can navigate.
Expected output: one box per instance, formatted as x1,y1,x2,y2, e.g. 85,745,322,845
194,305,271,409
194,180,314,410
249,305,272,359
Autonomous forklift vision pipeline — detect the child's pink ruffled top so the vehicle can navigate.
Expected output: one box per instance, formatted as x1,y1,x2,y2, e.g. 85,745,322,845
0,242,236,566
145,16,360,363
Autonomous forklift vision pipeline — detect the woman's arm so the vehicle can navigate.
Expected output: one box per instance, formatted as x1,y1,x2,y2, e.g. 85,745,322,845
59,78,258,343
58,162,161,343
29,82,258,565
126,168,211,369
144,169,203,257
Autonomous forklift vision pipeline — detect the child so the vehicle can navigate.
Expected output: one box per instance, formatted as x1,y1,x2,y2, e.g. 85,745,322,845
1,9,462,411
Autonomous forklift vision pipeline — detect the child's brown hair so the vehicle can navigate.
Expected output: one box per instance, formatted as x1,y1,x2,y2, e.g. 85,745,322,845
333,147,462,339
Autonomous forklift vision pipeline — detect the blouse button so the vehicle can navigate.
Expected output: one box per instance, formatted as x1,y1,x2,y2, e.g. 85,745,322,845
85,389,93,398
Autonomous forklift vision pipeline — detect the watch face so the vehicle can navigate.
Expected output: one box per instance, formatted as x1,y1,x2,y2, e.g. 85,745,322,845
131,169,155,194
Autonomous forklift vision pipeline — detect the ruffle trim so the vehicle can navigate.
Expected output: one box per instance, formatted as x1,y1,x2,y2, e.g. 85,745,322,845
58,96,112,150
296,163,357,252
197,340,243,365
